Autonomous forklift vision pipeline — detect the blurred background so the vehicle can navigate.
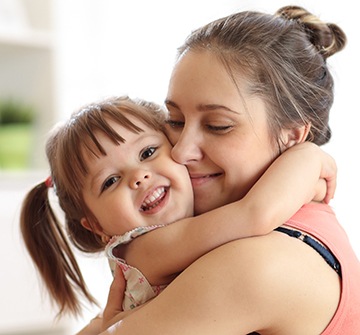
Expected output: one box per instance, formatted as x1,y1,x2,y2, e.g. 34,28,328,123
0,0,358,333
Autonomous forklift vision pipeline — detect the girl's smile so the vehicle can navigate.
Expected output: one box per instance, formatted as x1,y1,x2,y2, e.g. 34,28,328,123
140,186,168,213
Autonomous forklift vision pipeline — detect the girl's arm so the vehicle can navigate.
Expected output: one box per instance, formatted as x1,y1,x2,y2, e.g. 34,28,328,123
124,142,336,284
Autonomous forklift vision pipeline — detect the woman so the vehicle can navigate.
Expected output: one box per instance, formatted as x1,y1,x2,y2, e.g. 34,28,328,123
92,6,360,334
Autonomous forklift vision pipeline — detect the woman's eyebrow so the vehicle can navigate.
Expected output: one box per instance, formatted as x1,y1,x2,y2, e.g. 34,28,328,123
165,100,239,115
198,104,239,114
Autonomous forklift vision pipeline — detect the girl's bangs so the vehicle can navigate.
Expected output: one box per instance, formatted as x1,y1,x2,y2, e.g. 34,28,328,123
59,104,145,194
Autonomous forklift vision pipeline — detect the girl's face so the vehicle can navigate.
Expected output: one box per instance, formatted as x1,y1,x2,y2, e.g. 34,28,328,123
81,116,194,238
165,51,278,215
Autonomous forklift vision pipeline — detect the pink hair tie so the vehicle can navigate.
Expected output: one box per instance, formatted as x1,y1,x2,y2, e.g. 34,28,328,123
45,176,53,188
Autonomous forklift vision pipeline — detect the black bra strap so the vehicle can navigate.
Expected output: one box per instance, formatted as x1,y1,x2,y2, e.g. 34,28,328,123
275,227,341,277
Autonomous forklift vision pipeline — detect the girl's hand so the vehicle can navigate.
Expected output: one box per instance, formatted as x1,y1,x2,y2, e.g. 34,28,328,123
321,153,337,204
314,146,337,204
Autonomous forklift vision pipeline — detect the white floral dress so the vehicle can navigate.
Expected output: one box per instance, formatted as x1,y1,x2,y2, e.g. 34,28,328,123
105,225,167,310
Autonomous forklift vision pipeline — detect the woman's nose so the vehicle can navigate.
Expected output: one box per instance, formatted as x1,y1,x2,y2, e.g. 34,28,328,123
129,169,151,189
171,128,203,165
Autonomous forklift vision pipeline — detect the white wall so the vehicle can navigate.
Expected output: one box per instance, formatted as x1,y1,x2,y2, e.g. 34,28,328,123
2,0,358,333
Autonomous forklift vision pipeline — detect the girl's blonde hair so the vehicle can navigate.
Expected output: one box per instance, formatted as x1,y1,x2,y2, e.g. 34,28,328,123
20,96,165,316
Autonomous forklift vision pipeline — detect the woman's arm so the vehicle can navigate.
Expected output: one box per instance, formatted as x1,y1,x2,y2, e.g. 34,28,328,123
124,142,337,284
101,238,274,335
75,316,103,335
101,232,340,334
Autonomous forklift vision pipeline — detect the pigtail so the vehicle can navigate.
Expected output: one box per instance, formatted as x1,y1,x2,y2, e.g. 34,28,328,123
20,181,97,316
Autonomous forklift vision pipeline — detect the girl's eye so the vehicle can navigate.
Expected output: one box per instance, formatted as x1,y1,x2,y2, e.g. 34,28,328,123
102,176,120,192
140,146,157,161
165,119,185,129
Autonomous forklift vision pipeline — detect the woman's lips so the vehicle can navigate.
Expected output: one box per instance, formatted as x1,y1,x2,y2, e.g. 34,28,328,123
189,173,222,187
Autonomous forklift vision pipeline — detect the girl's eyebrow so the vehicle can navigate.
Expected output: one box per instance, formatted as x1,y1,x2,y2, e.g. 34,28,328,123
88,168,106,195
164,99,179,109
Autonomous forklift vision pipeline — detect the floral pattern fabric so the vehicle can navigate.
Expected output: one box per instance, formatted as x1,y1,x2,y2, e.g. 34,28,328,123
106,225,167,310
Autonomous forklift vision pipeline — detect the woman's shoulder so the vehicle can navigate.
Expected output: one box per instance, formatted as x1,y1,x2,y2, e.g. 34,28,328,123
212,230,339,285
194,232,340,333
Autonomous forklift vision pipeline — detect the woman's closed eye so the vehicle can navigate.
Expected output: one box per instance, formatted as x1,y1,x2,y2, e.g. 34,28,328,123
166,119,234,134
206,124,233,133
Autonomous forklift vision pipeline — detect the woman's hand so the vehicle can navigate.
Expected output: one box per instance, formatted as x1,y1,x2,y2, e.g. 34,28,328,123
75,265,126,335
101,265,149,331
101,265,127,331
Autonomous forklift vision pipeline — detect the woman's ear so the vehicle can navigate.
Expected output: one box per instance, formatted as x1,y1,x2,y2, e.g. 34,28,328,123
280,123,311,149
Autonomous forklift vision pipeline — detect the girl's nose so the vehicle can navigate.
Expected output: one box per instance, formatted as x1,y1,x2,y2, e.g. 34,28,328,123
171,127,203,165
129,169,151,189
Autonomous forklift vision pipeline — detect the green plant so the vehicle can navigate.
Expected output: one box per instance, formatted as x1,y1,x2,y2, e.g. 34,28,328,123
0,98,35,124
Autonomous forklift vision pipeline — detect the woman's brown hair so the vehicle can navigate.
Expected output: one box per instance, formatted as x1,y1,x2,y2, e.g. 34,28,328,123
177,5,346,147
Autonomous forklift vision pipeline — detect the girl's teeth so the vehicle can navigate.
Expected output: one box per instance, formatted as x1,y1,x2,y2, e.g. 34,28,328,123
142,187,165,208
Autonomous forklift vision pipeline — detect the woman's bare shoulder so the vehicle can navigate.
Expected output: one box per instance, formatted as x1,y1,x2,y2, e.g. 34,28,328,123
186,231,340,333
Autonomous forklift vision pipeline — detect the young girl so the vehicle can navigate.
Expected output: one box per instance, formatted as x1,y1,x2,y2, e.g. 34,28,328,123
20,95,335,317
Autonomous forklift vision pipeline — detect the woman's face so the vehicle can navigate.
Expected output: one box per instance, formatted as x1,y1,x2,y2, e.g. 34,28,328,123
165,51,279,215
